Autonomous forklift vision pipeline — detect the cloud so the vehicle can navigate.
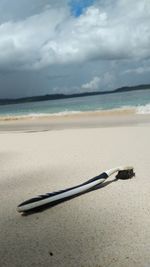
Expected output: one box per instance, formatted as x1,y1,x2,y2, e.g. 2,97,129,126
0,0,150,72
123,66,150,75
81,76,101,90
0,0,68,23
81,72,115,91
0,7,69,70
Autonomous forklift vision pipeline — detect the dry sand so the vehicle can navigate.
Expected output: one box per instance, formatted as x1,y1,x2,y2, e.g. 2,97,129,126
0,113,150,267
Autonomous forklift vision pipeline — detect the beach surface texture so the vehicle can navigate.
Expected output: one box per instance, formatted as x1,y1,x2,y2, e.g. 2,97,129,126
0,112,150,267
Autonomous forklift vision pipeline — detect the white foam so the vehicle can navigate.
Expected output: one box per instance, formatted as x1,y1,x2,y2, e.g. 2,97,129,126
49,110,81,116
1,104,150,121
136,104,150,114
117,105,136,111
0,110,82,121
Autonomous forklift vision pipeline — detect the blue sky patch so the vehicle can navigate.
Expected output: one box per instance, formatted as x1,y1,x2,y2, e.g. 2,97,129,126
69,0,95,17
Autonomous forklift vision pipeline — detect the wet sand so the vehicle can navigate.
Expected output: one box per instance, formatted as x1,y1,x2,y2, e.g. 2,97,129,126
0,110,150,132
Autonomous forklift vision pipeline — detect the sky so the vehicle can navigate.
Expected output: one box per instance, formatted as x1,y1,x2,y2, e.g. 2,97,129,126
0,0,150,98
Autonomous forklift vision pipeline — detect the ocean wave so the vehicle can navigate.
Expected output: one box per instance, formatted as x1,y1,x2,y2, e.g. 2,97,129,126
1,104,150,121
116,105,136,111
136,104,150,114
0,111,82,121
49,110,81,116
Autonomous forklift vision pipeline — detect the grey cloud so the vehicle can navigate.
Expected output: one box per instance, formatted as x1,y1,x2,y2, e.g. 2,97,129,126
0,0,68,23
0,0,150,98
46,74,70,80
123,66,150,75
0,0,150,72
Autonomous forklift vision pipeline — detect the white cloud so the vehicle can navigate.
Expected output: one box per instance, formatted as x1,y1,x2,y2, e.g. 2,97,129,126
0,0,150,71
81,71,115,91
0,7,69,70
123,66,150,75
82,76,101,91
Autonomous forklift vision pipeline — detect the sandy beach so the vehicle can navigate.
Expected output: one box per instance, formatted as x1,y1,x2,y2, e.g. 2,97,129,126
0,112,150,267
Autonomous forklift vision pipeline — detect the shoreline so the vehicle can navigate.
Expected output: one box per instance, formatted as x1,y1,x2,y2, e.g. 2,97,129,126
0,109,150,132
0,107,136,121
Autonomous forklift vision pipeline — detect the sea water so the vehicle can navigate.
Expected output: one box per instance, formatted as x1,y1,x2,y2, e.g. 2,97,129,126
0,89,150,119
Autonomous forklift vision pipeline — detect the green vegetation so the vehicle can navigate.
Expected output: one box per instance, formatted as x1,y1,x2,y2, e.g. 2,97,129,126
0,84,150,105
